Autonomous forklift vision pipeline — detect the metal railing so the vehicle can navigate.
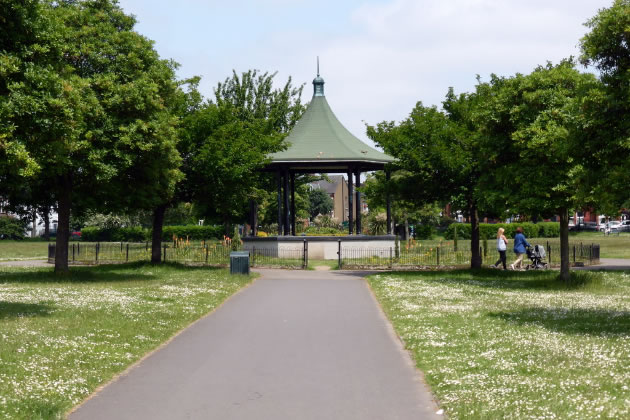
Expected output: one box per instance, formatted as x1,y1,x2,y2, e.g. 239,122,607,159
48,242,307,269
340,241,600,269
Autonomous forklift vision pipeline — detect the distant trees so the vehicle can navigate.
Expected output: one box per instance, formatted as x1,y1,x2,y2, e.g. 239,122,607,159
307,189,334,221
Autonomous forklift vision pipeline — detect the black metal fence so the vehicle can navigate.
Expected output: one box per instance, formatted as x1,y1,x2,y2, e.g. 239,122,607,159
48,242,307,269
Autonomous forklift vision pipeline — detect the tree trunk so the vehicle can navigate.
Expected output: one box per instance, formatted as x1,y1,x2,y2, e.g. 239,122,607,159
43,208,50,241
54,179,71,274
404,218,409,241
151,204,167,264
470,201,482,269
31,208,37,238
559,207,570,282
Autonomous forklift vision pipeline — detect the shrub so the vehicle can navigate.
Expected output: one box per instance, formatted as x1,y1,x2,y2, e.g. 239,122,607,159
81,225,225,242
414,224,435,240
257,231,268,237
304,226,346,236
0,216,27,240
444,222,560,240
161,225,224,241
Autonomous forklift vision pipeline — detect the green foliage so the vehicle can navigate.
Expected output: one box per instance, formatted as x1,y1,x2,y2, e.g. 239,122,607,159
181,70,304,227
444,222,560,240
308,189,334,220
312,214,341,229
414,224,435,240
366,212,387,235
80,225,224,242
0,216,26,240
578,0,630,211
304,226,346,236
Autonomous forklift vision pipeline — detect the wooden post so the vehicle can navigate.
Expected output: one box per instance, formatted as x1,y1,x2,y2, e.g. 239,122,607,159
205,245,209,264
72,244,75,262
95,243,99,263
338,240,342,269
126,243,129,262
437,246,440,266
163,244,167,262
389,247,393,269
303,239,308,269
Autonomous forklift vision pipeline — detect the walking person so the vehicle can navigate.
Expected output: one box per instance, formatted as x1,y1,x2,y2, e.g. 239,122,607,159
493,228,508,269
510,226,531,270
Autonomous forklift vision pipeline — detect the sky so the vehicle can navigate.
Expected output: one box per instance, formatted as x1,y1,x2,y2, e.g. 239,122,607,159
117,0,612,147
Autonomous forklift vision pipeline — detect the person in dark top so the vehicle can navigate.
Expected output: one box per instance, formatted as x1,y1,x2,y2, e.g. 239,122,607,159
510,226,531,270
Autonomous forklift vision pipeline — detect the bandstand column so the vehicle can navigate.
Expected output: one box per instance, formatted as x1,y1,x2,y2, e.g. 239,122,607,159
277,171,283,236
347,170,354,235
290,172,296,235
355,169,362,234
386,169,392,234
283,168,290,235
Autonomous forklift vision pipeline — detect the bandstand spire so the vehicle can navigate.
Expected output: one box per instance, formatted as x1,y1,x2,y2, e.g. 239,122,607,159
313,57,325,97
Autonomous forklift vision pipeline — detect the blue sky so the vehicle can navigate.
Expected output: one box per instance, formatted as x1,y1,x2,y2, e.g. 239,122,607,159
117,0,612,146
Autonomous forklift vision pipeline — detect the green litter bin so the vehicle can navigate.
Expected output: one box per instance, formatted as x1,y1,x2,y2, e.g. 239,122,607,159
230,251,250,275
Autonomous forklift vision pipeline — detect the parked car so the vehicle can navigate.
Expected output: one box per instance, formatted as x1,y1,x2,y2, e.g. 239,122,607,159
581,221,599,231
618,220,630,232
600,221,621,232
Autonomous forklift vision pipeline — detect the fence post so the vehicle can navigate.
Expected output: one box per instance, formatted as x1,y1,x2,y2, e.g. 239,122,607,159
338,240,342,270
96,243,99,263
163,244,167,262
121,241,123,253
205,245,209,264
126,243,129,262
303,240,308,269
573,245,576,264
72,244,75,262
389,247,393,269
252,246,255,266
77,242,80,255
590,244,593,265
146,242,148,252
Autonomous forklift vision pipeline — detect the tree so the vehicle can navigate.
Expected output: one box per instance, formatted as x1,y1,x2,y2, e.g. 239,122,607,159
0,0,182,273
307,188,334,221
367,93,489,268
177,70,304,238
474,61,600,281
579,0,630,212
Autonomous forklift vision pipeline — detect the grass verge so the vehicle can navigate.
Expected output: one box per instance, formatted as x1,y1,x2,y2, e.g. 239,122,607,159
368,269,630,419
0,262,253,419
0,240,51,261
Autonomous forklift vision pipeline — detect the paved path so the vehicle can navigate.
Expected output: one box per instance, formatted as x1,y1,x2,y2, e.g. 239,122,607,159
576,258,630,271
0,259,49,267
69,269,440,420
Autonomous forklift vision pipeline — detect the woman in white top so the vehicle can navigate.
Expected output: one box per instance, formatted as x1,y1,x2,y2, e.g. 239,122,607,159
493,227,508,270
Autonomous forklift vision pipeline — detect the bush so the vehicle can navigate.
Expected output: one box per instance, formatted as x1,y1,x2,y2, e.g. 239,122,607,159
444,222,560,240
304,226,346,236
414,224,435,240
162,225,224,241
81,225,225,242
0,216,27,240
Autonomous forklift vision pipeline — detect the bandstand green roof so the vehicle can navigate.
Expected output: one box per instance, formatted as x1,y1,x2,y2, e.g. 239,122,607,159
266,69,394,172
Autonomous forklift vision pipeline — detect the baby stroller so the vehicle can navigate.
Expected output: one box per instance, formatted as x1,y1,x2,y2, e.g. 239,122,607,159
525,245,548,270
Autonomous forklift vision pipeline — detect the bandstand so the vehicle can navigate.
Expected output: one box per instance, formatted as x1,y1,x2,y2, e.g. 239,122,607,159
243,64,396,259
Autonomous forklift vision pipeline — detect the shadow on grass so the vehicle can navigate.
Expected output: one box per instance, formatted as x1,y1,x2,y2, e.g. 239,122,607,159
0,301,53,319
0,261,225,284
489,306,630,336
376,268,604,291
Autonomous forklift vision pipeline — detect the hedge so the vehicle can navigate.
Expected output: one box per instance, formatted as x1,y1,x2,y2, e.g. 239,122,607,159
81,225,225,242
0,216,27,240
444,222,560,240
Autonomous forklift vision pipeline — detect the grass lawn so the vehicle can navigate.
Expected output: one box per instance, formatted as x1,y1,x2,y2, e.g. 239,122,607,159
0,262,253,419
369,269,630,419
0,240,52,261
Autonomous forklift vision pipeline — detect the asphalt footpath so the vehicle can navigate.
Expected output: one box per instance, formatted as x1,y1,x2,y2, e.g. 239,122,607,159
68,269,441,420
